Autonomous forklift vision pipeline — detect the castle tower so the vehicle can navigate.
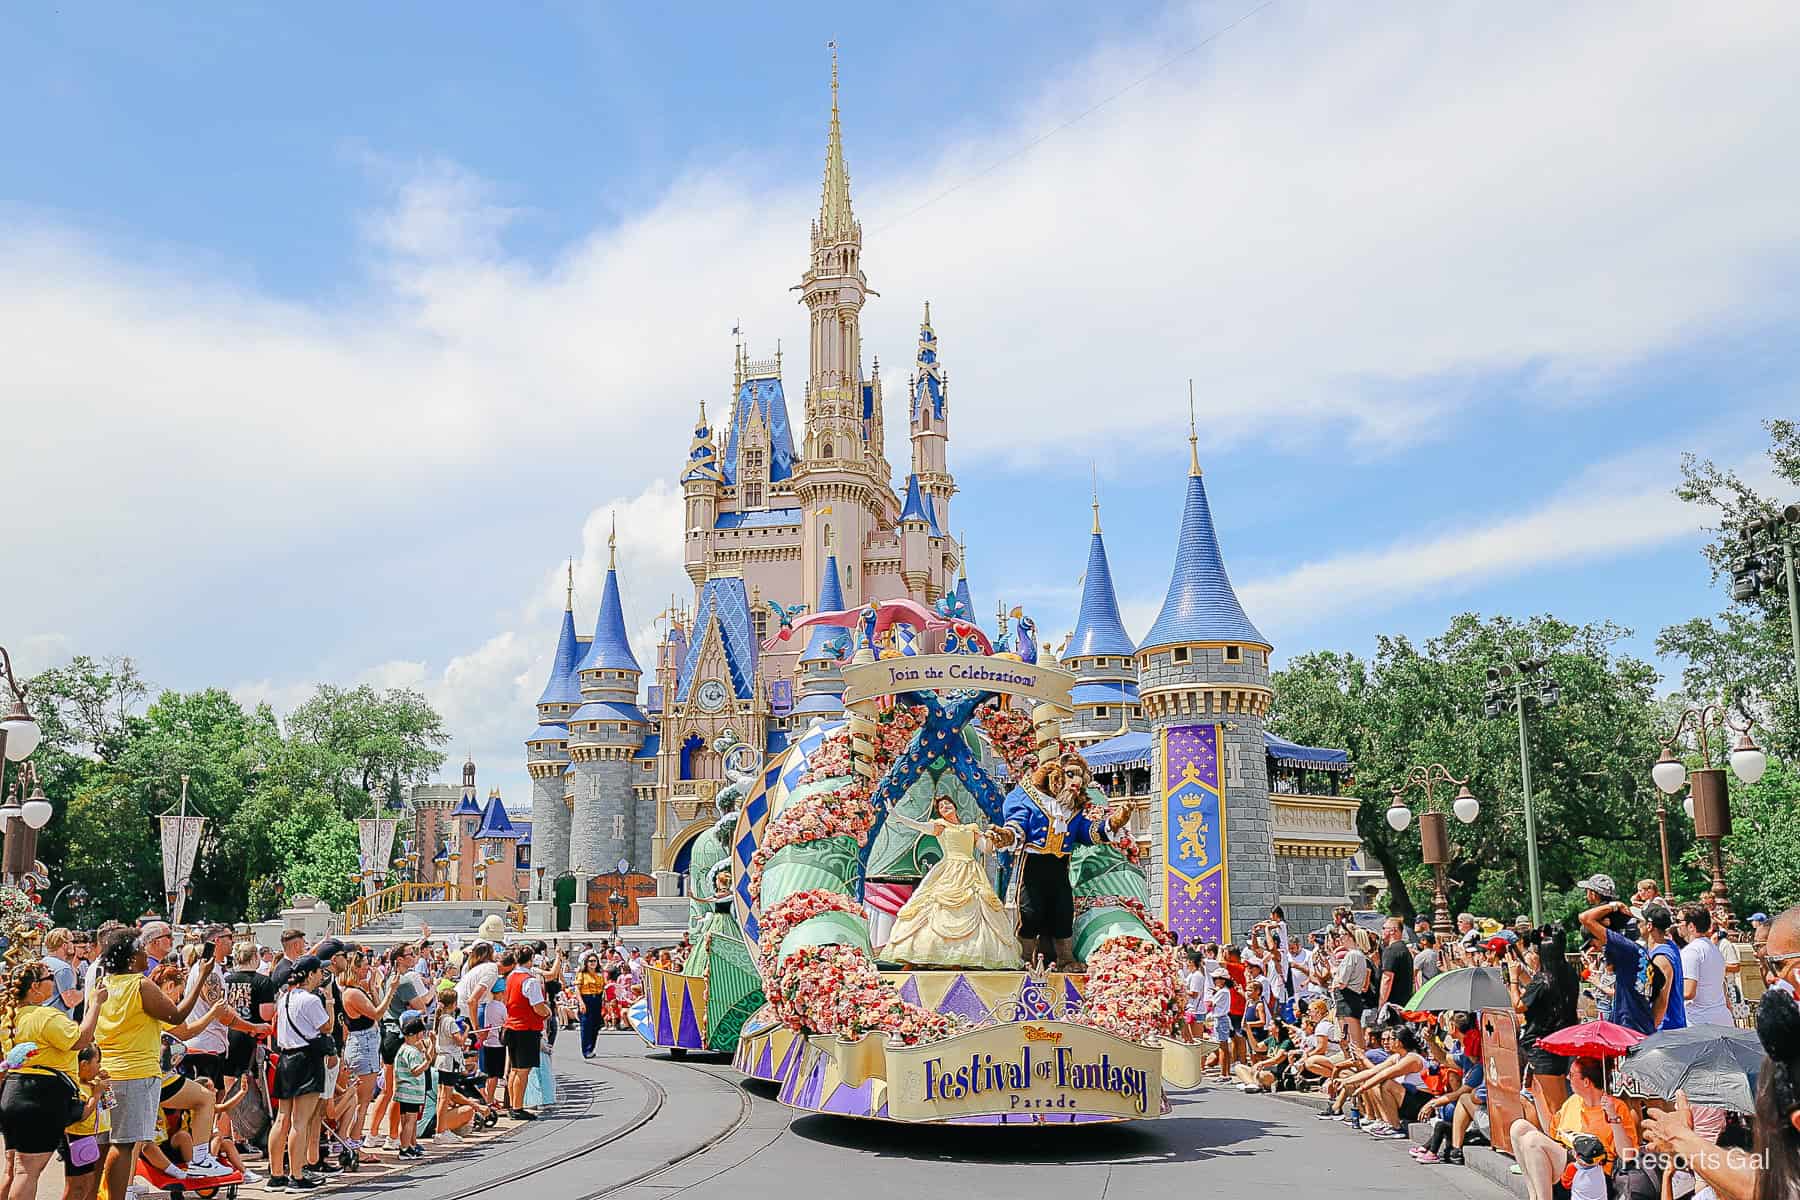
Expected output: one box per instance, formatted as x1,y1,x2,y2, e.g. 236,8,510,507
568,522,649,887
793,549,849,720
682,401,723,588
794,50,890,616
524,564,580,891
1135,409,1276,943
1063,488,1146,745
897,473,934,600
451,757,484,889
909,303,955,537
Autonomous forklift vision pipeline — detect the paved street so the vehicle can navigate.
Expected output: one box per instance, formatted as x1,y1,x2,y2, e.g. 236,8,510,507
336,1038,1515,1200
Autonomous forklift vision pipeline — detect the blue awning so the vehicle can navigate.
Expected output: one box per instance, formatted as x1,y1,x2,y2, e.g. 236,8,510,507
1070,681,1139,708
1265,731,1350,771
1082,731,1152,771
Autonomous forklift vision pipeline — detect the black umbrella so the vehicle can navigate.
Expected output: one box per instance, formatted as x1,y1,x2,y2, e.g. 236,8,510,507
1405,966,1512,1013
1612,1023,1764,1112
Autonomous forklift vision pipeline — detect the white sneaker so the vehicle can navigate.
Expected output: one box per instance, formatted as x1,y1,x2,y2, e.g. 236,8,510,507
164,1165,190,1180
239,1170,264,1185
187,1157,234,1178
126,1181,155,1199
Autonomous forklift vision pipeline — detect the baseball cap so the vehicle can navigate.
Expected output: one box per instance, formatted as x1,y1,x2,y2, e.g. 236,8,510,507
314,938,348,961
287,955,324,979
1485,936,1510,952
435,979,457,995
1576,873,1619,899
399,1011,428,1034
1751,913,1771,925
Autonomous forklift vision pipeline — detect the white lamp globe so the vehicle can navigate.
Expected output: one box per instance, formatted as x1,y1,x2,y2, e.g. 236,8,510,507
20,799,52,830
1651,751,1687,796
1682,794,1695,821
0,712,40,761
1453,792,1480,824
1730,737,1767,786
1385,804,1412,832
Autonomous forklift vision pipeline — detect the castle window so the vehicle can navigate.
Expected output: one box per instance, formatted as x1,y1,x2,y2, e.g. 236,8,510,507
1172,647,1189,664
1095,706,1109,719
744,483,763,507
1132,705,1142,718
820,439,835,459
1224,645,1242,663
753,608,769,641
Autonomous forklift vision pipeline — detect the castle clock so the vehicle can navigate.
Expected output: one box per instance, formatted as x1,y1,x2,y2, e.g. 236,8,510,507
695,679,728,713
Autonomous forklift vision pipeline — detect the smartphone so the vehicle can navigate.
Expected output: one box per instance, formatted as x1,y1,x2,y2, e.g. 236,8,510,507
200,942,217,963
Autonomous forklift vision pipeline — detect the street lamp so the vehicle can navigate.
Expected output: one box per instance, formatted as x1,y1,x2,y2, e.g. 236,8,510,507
607,889,626,936
1651,703,1765,930
1387,763,1482,936
0,646,51,890
1484,659,1557,927
49,883,88,915
534,865,547,902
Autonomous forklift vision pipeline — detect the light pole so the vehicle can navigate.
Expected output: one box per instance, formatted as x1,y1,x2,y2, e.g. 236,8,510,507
1732,503,1800,728
608,889,626,936
1484,659,1557,927
1651,703,1765,931
49,883,88,917
1385,764,1482,936
0,646,52,891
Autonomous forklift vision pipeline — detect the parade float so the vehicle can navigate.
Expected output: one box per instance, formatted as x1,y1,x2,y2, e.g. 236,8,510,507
700,599,1203,1126
634,734,767,1057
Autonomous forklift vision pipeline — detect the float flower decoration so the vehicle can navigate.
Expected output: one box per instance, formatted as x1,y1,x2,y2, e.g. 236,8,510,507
1076,935,1186,1044
774,944,957,1044
0,886,50,967
1074,894,1173,947
754,888,866,984
974,703,1037,780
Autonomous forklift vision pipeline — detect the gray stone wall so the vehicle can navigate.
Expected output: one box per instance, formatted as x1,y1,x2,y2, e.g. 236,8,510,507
528,770,571,881
1275,855,1354,939
570,757,634,875
632,795,655,877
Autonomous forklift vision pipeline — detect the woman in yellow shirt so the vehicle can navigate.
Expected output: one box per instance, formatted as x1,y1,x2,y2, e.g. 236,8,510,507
576,954,606,1059
93,928,207,1200
1507,1056,1639,1200
0,960,106,1200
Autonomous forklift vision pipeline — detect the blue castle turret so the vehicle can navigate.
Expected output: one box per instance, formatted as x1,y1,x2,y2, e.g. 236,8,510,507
1063,489,1147,745
567,520,648,888
525,565,580,895
793,550,849,720
1135,414,1276,940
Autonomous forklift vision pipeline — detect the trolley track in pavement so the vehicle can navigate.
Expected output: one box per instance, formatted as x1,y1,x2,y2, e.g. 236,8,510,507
425,1053,760,1200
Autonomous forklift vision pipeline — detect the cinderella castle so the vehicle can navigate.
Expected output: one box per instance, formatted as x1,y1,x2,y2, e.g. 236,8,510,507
512,62,1366,938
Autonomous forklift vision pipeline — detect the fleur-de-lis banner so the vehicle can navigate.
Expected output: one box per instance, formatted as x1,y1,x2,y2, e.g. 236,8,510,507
1161,724,1227,943
357,818,401,894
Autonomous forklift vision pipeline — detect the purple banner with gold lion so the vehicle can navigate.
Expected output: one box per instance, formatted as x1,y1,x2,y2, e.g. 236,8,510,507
1161,724,1227,943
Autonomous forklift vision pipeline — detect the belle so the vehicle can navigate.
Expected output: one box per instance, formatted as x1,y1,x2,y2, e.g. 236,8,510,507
882,796,1023,971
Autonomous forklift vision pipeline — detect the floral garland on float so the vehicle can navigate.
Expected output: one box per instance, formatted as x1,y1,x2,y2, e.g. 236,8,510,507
0,885,50,968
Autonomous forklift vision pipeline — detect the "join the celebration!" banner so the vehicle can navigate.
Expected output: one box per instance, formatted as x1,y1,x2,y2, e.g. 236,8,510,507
1161,723,1227,943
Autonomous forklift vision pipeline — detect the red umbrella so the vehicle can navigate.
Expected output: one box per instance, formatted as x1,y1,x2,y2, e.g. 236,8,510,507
1538,1021,1647,1060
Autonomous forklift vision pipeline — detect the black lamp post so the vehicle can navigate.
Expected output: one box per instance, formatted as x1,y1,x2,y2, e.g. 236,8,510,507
1385,764,1482,936
1651,703,1766,931
608,889,626,936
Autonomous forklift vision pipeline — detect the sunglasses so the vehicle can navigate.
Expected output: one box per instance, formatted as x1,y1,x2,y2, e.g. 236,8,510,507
1763,950,1800,966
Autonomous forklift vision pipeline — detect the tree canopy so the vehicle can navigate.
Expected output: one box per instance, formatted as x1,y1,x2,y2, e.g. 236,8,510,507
19,660,446,921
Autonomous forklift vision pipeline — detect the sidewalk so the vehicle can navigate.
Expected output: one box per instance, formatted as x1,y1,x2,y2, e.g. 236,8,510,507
1255,1083,1528,1198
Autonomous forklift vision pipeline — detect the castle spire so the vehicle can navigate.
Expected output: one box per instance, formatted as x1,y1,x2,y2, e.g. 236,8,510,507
565,558,574,611
608,512,617,569
818,41,855,242
580,524,641,673
1091,463,1102,534
1188,378,1201,477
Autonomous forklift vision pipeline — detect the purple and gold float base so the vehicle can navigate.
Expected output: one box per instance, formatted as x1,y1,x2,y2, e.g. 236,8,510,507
737,970,1173,1125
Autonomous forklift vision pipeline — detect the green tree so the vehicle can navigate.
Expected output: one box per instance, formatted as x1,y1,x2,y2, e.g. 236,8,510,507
1657,418,1800,758
285,685,448,808
1271,613,1682,926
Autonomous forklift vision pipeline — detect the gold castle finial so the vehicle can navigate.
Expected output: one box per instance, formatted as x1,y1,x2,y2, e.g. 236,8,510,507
1091,462,1102,533
959,529,968,579
608,512,617,569
818,40,855,241
923,299,931,326
565,558,574,611
1188,379,1201,477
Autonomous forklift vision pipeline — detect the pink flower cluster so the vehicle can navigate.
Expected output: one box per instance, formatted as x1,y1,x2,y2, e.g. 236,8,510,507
1076,935,1186,1044
774,944,956,1044
754,888,866,984
976,703,1038,779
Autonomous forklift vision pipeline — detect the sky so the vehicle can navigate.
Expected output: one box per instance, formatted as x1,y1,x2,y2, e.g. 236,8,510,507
5,2,1798,812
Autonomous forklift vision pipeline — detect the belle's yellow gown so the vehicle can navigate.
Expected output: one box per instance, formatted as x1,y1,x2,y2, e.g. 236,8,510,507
882,822,1023,970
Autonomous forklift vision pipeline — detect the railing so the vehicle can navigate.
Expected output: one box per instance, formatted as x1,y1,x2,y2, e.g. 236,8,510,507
344,881,527,934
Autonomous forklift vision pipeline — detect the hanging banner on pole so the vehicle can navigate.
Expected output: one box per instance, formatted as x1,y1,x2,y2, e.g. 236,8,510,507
1160,724,1227,944
358,818,400,894
159,815,206,916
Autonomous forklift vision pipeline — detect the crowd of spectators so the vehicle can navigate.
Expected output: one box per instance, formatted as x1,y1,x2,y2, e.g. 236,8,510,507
1185,885,1800,1200
0,917,688,1200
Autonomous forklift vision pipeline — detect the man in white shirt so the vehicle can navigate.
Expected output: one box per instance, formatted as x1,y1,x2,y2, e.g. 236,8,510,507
1678,905,1733,1027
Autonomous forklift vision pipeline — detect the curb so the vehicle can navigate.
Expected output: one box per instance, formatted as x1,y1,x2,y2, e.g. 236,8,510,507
1262,1086,1527,1198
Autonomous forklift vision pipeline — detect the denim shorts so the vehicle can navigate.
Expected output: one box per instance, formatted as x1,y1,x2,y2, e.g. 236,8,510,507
344,1026,381,1077
108,1077,161,1145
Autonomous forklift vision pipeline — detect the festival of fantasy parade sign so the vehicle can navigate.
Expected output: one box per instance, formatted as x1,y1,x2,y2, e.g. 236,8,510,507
885,1020,1163,1122
841,654,1075,708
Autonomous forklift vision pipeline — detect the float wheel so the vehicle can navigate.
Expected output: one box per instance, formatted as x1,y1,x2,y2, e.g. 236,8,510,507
669,1048,687,1061
192,1188,219,1199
